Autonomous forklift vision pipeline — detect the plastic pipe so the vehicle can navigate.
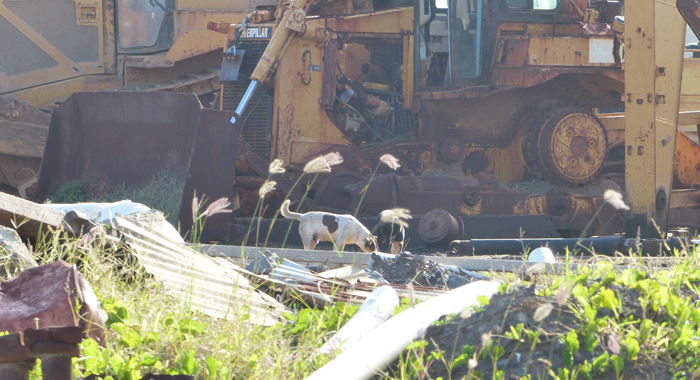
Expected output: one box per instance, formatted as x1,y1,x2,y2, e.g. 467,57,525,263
306,280,500,380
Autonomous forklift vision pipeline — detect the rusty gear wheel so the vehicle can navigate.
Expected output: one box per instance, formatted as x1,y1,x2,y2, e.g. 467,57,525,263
521,101,574,180
537,108,608,184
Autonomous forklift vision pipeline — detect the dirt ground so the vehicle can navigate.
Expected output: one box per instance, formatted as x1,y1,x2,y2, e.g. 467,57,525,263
421,286,675,380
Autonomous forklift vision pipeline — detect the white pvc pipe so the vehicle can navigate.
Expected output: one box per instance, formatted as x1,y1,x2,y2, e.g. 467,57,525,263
306,280,501,380
318,286,399,355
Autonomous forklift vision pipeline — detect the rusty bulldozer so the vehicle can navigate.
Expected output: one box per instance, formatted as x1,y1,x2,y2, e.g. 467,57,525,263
32,0,700,252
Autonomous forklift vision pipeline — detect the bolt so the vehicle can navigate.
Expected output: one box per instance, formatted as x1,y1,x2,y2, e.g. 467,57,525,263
429,221,438,229
10,109,20,118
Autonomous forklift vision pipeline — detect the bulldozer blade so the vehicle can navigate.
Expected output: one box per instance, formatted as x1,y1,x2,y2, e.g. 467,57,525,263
177,108,240,243
36,92,207,201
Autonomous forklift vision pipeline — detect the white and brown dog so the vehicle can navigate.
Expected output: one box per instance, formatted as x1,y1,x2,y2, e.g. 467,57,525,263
280,200,377,252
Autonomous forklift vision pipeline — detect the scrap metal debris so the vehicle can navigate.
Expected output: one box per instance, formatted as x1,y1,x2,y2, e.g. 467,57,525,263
369,252,485,288
245,250,279,275
111,215,286,326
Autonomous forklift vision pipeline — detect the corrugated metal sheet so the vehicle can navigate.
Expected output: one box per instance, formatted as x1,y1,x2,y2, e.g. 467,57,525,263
113,216,286,326
210,252,444,308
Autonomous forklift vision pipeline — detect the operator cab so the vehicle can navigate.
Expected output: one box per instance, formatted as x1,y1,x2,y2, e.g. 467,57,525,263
418,0,560,89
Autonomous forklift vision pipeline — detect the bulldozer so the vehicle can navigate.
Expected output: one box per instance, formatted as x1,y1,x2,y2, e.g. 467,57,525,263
0,0,278,195
32,0,700,250
202,0,700,245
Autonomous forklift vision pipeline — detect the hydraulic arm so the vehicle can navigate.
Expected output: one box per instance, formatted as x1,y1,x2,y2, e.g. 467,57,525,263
231,0,311,123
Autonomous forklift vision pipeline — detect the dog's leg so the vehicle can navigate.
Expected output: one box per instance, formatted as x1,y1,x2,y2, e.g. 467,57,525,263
308,239,318,251
300,226,314,251
390,241,401,255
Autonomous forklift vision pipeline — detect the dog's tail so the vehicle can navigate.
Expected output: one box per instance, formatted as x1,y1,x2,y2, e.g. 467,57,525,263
280,199,303,220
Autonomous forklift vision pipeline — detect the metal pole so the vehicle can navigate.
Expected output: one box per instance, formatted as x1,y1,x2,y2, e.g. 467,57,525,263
231,80,259,124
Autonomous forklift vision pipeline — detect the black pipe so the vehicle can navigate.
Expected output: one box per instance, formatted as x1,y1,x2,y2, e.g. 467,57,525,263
448,236,687,256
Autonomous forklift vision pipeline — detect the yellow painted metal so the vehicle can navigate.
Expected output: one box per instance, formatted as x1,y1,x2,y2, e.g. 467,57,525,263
339,44,371,80
600,110,700,130
75,1,100,25
624,0,686,236
681,57,700,112
0,1,105,94
9,76,120,110
167,10,255,62
176,0,275,10
541,112,607,182
324,7,413,34
271,37,359,170
527,36,617,67
250,0,311,83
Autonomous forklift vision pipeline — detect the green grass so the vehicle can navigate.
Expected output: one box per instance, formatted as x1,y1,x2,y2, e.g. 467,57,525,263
50,171,185,226
16,230,361,380
9,227,697,379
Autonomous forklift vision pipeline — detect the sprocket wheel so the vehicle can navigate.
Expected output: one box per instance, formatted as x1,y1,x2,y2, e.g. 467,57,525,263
537,108,608,184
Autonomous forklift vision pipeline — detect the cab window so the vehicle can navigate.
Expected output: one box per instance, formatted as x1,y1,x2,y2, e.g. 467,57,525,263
505,0,557,11
453,0,482,78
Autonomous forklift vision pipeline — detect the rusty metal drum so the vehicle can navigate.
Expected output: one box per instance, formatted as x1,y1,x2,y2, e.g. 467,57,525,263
418,209,464,244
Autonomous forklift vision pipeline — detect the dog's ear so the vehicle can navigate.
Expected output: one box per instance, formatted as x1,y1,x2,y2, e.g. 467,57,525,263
364,236,377,252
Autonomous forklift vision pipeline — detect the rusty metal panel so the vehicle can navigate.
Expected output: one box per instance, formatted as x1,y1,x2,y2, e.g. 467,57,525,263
272,37,355,171
0,96,48,159
673,130,700,188
527,36,617,67
113,215,286,325
178,108,240,243
502,38,530,67
35,92,203,201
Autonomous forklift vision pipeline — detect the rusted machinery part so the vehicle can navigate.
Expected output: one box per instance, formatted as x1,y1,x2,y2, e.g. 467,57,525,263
522,105,607,184
418,209,464,244
314,172,364,211
35,92,204,202
0,326,83,380
437,138,464,163
538,108,608,184
0,96,50,195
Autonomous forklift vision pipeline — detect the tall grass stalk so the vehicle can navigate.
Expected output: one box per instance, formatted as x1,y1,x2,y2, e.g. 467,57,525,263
354,154,400,217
